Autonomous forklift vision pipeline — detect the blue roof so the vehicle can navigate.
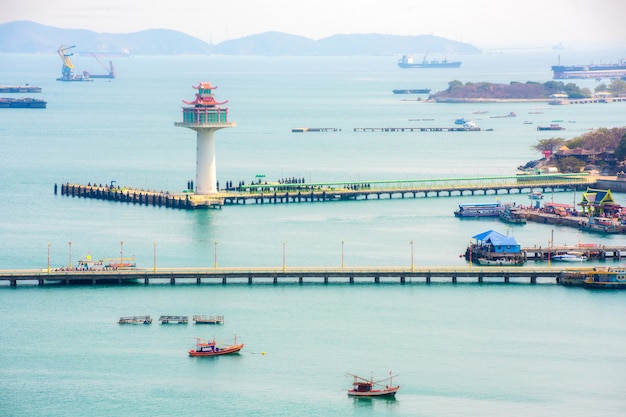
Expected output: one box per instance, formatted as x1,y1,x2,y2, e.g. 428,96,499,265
472,230,519,246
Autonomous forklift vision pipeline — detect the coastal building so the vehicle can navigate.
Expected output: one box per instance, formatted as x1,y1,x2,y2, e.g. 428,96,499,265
580,188,621,216
175,82,236,195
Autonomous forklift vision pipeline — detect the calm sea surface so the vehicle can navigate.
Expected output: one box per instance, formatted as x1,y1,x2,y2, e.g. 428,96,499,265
1,49,626,416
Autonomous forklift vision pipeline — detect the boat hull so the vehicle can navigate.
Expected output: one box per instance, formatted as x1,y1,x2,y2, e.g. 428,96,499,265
347,387,400,397
188,344,244,357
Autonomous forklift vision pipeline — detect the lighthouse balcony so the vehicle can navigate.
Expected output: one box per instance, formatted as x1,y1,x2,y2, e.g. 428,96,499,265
175,121,236,128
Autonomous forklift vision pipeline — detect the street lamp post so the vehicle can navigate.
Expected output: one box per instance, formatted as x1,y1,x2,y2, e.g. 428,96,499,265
153,241,157,272
341,240,345,269
120,241,124,269
214,240,218,268
282,241,286,271
410,240,414,272
68,241,72,270
47,242,51,273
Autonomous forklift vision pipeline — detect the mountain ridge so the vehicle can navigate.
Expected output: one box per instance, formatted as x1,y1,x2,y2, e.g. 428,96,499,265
0,20,481,56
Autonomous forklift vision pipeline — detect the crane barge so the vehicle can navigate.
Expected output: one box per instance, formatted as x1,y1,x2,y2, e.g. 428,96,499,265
56,45,115,81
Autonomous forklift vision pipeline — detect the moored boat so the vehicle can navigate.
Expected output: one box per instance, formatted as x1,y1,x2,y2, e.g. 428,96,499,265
476,257,524,266
0,84,42,93
579,217,622,234
561,266,626,288
193,315,224,324
551,253,588,262
0,97,47,108
346,372,400,397
552,59,626,79
454,202,504,218
188,336,243,357
499,205,527,224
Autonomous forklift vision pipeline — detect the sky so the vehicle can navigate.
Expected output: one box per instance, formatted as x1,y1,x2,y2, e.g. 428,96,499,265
2,0,626,49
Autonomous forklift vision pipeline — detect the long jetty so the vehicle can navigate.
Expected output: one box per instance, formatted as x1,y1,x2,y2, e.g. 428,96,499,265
0,266,585,287
58,173,592,209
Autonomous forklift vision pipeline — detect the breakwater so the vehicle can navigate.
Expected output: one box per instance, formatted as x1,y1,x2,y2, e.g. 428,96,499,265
0,266,572,287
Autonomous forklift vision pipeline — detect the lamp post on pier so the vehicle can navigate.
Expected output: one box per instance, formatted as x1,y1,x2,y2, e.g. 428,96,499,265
214,240,218,268
68,241,72,270
282,241,286,272
341,240,345,269
410,240,414,272
153,241,157,272
47,242,50,274
120,241,124,269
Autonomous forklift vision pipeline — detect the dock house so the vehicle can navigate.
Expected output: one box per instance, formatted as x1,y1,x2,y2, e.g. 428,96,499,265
580,188,621,217
466,230,524,264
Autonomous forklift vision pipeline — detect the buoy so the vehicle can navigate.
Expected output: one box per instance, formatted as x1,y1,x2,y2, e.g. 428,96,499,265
262,352,266,355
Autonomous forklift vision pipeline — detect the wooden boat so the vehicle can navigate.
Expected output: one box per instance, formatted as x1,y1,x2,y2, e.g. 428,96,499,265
454,202,504,218
118,316,152,324
193,315,224,324
159,315,188,324
188,336,243,357
346,372,400,397
561,266,626,288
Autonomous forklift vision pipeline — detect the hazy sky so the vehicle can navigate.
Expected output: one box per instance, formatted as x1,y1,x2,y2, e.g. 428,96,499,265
3,0,626,49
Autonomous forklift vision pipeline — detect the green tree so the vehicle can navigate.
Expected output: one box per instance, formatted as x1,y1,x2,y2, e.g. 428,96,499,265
608,79,626,96
447,80,463,92
556,156,586,173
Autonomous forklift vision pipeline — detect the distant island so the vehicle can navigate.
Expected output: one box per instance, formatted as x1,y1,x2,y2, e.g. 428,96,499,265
0,20,481,56
429,79,626,102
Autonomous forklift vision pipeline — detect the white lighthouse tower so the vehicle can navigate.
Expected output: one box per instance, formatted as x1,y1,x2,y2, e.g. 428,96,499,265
175,82,235,195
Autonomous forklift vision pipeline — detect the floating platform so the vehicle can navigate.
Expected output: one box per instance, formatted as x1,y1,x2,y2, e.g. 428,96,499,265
118,316,152,324
193,315,224,324
159,315,189,324
353,126,482,132
292,127,341,132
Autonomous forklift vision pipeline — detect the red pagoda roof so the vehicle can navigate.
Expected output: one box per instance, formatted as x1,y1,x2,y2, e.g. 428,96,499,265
193,82,217,90
183,94,228,106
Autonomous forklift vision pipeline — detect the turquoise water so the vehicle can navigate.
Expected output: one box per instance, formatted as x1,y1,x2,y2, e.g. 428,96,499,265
1,50,626,416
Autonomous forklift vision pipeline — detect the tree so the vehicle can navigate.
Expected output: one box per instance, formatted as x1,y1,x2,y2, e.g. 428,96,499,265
556,156,586,173
532,138,566,153
613,133,626,161
608,79,626,96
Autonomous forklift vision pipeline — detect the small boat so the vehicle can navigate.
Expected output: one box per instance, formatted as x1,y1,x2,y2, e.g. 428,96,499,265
118,316,152,324
580,217,622,234
551,253,587,262
528,191,544,200
499,205,527,224
476,257,523,266
188,336,243,357
193,315,224,324
346,372,400,397
537,124,565,131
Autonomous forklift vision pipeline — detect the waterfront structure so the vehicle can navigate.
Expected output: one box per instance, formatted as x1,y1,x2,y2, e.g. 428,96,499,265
175,82,235,195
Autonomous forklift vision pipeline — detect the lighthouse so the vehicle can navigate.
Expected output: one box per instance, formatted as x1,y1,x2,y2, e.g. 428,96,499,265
175,82,235,195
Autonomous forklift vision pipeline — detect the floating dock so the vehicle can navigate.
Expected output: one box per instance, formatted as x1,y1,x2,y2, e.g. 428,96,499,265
292,127,341,132
118,316,152,324
159,315,189,324
193,315,224,324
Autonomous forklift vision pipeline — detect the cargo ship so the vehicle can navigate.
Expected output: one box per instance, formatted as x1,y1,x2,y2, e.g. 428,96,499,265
0,98,47,108
398,54,461,69
0,84,42,93
551,59,626,79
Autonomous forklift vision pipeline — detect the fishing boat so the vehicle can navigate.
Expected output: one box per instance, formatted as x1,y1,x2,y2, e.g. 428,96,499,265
454,202,504,218
346,372,400,397
499,205,527,224
537,124,565,131
551,253,587,262
188,336,243,357
118,316,152,324
398,54,461,68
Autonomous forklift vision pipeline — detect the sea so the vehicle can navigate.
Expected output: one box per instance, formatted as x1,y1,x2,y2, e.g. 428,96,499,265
1,48,626,416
